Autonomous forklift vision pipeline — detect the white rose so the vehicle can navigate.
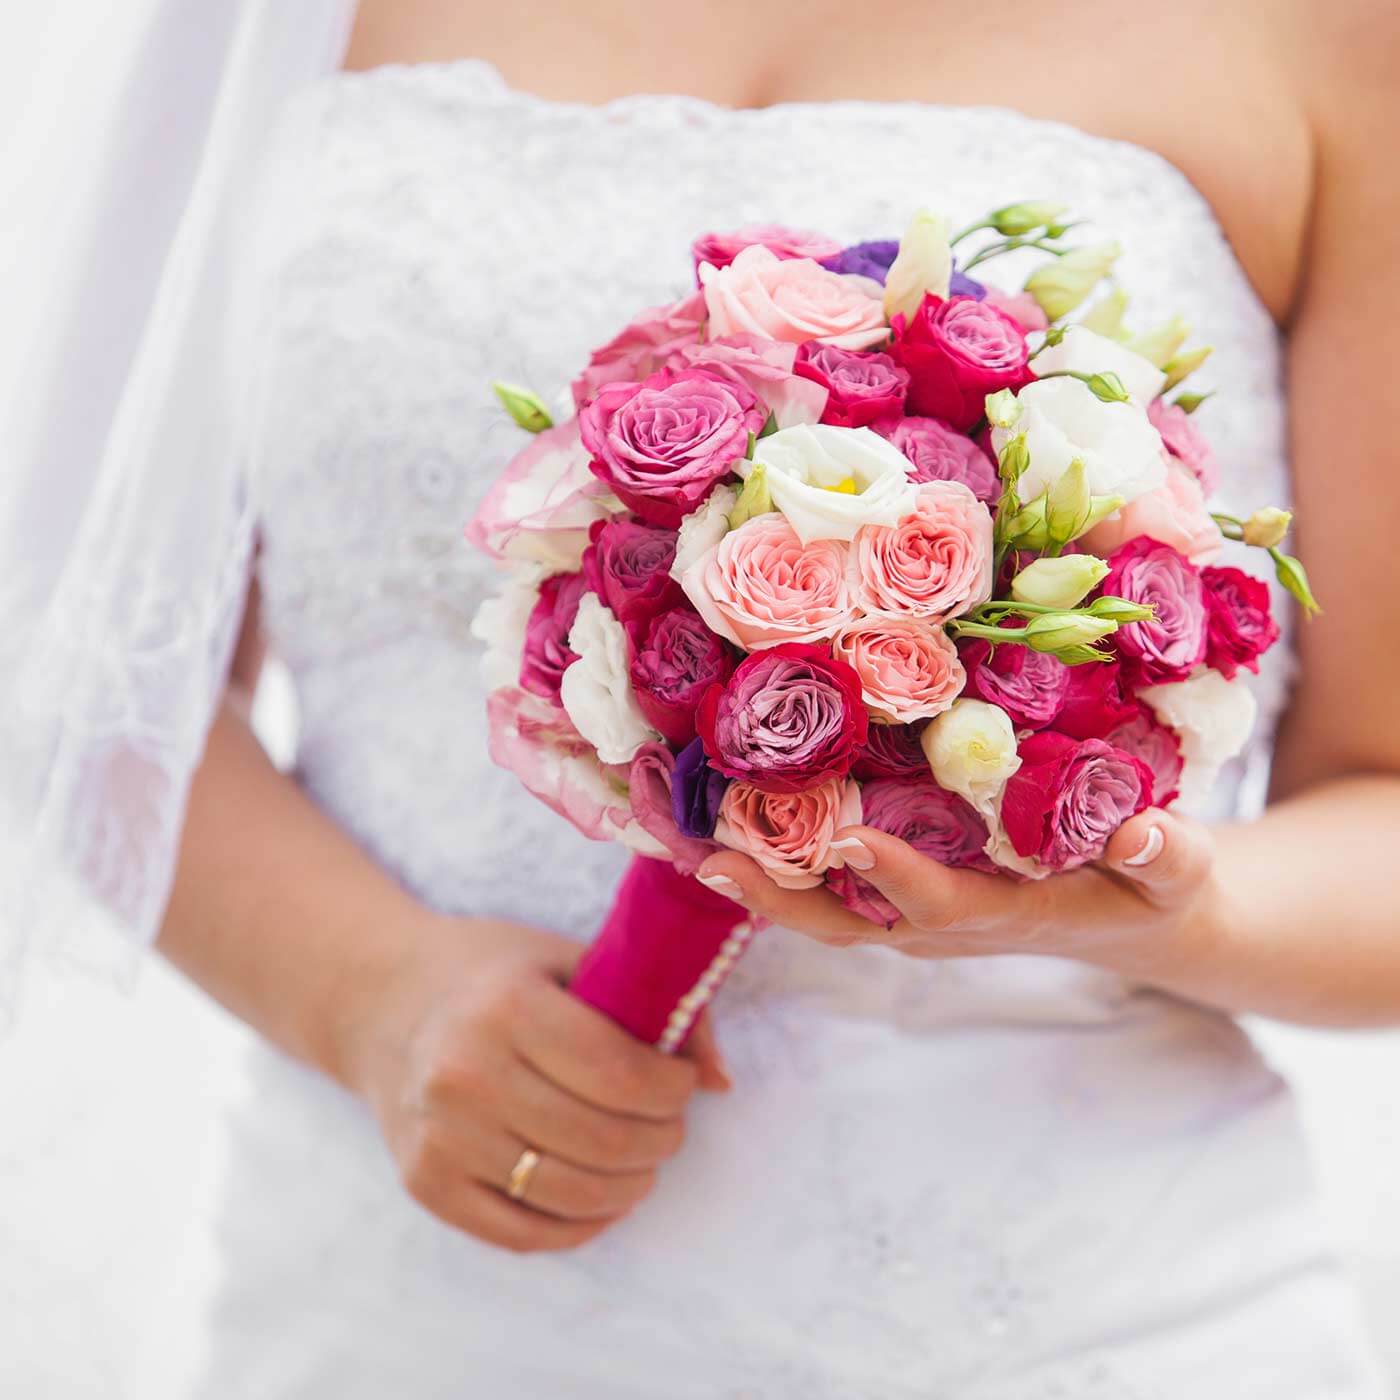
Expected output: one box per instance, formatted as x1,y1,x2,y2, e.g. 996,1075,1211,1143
559,593,660,765
1032,325,1167,406
669,483,738,581
742,424,918,543
1139,668,1258,808
992,377,1167,506
921,698,1022,812
470,564,548,690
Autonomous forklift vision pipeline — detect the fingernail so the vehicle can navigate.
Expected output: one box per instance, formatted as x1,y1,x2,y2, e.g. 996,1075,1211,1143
830,836,875,871
697,873,744,900
1122,825,1164,867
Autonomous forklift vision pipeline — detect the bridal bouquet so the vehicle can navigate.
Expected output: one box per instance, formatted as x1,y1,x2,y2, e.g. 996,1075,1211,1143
468,203,1313,1048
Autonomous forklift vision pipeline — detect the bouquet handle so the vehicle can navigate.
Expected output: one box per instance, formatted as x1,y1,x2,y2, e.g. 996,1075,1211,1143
569,857,757,1052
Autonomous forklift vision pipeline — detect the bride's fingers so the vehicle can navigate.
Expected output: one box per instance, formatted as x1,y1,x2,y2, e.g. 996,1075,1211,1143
1100,809,1214,908
679,1010,732,1092
696,851,877,944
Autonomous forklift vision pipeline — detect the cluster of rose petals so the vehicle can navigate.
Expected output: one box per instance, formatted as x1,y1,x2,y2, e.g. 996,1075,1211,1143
579,368,765,527
851,719,931,780
700,245,888,351
626,742,719,875
691,225,844,274
981,288,1048,334
628,606,734,747
875,414,1000,506
794,343,910,428
1052,659,1140,740
581,517,682,625
519,571,587,702
1101,537,1209,685
571,288,709,409
1104,709,1184,806
697,643,867,793
1082,463,1222,565
831,617,965,724
1200,565,1281,679
666,334,828,428
850,481,993,621
1148,398,1221,495
958,638,1070,730
1000,732,1154,871
715,776,862,889
680,513,854,650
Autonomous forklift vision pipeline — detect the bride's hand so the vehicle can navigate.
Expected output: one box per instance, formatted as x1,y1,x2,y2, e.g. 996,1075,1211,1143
338,914,730,1254
696,807,1222,974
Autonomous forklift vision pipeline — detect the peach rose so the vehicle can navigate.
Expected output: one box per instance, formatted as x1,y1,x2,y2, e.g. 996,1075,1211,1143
850,481,993,621
831,617,966,723
699,245,888,351
679,513,855,650
715,775,863,889
1081,462,1223,565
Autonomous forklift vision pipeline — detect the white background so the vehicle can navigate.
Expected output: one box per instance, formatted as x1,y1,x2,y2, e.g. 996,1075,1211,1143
2,4,1399,1395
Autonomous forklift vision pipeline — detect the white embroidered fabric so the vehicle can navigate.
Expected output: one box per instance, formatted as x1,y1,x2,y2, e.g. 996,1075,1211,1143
196,62,1387,1397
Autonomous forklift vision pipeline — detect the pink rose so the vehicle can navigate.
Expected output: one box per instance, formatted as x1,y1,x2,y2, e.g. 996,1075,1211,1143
627,742,718,876
1200,565,1280,680
1101,538,1209,686
981,288,1050,335
958,638,1070,730
714,775,862,890
874,414,1001,506
850,481,993,621
680,513,855,650
851,719,931,779
581,517,683,625
628,606,735,748
700,245,888,352
1148,399,1220,496
697,643,868,794
831,617,965,723
579,368,766,527
1000,732,1154,872
1082,463,1223,565
691,225,844,275
1053,659,1139,740
571,288,708,409
794,343,910,428
667,333,829,428
890,294,1033,430
519,572,587,703
1104,708,1183,807
827,776,995,926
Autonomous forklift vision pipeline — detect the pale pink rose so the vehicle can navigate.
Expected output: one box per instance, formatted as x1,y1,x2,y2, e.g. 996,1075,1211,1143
691,225,844,273
467,419,613,569
571,289,708,409
715,776,862,889
679,514,855,650
850,481,994,621
667,333,829,428
627,743,717,875
1148,398,1220,495
830,617,966,723
981,288,1050,334
1081,462,1223,565
700,245,888,351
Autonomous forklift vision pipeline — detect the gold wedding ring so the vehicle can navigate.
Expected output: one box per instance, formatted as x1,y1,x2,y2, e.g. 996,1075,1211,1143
506,1147,542,1202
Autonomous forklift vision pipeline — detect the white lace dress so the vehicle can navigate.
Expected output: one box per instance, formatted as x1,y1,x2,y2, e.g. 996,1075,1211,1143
202,61,1387,1398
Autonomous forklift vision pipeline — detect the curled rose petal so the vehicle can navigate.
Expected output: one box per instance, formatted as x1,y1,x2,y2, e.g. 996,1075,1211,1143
692,225,844,275
571,288,709,409
1200,565,1281,680
519,571,587,703
1103,708,1184,807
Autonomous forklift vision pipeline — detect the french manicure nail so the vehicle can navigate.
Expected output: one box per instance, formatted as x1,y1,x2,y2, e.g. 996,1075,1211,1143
1122,825,1164,867
830,836,875,871
698,873,744,900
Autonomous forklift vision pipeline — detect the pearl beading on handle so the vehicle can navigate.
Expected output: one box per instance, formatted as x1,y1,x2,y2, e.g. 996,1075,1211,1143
656,922,757,1055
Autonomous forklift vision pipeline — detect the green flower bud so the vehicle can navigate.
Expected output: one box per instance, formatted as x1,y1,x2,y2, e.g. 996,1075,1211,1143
1010,555,1110,611
1087,594,1155,623
491,381,554,433
1126,316,1190,370
1023,241,1121,321
1025,612,1118,656
1161,345,1213,391
1080,493,1126,534
728,463,775,529
1084,371,1130,404
1055,642,1116,666
1079,288,1131,340
1271,549,1320,616
984,389,1022,431
1045,459,1091,545
1243,506,1292,549
997,431,1030,483
884,209,952,322
989,200,1069,236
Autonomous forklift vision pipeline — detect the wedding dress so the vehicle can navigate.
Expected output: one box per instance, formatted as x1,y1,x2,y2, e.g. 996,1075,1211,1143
194,60,1386,1398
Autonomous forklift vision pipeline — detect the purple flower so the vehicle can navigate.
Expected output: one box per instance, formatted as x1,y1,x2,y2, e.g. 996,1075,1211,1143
519,572,587,703
875,414,1000,506
671,737,732,839
820,239,900,282
949,267,988,300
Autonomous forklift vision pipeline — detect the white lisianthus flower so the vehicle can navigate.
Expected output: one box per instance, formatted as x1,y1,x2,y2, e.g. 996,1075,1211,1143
669,483,738,581
1139,668,1258,808
560,594,660,765
883,209,952,323
992,377,1167,506
921,698,1022,811
1032,325,1167,406
742,424,918,543
470,564,548,690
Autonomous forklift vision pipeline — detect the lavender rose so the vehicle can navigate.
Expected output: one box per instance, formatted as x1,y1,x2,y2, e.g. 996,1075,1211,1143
671,737,732,839
579,368,766,527
876,415,1001,506
959,639,1071,729
581,517,682,625
1101,537,1209,685
795,343,910,429
1104,708,1184,807
518,571,587,703
628,606,735,748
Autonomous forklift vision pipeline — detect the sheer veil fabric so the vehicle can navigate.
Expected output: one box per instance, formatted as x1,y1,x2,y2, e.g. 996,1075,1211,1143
0,0,356,1014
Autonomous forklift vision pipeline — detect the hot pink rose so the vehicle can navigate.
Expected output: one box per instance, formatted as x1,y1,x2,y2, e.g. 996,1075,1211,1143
579,368,766,527
581,517,682,625
692,225,844,274
519,571,587,703
667,334,829,427
874,414,1001,506
1000,732,1154,872
1101,537,1209,686
1148,398,1220,496
628,606,735,748
831,617,965,723
1103,708,1183,806
827,776,995,926
889,294,1033,430
697,643,868,794
680,513,855,650
1200,565,1280,680
981,288,1050,335
571,288,708,409
1053,659,1139,740
627,742,718,875
850,481,993,621
851,719,931,779
700,245,888,351
959,639,1070,730
715,775,862,889
1082,463,1223,565
794,343,910,428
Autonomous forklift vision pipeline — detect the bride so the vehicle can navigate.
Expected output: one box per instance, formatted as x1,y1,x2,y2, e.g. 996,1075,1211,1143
6,0,1399,1393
